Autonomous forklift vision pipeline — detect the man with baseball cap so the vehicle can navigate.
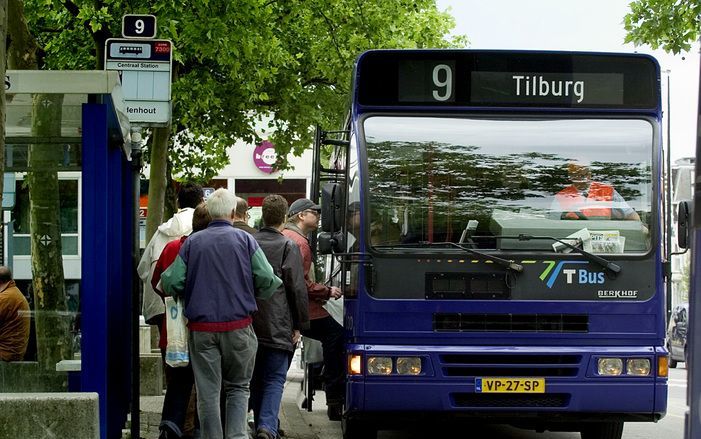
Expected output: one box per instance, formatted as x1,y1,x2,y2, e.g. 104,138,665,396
287,198,321,217
282,198,345,421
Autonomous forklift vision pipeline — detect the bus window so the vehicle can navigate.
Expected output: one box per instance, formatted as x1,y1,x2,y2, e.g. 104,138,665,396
363,116,653,253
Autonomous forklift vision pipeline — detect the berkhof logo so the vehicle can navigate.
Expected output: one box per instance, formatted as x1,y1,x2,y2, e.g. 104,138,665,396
597,290,639,299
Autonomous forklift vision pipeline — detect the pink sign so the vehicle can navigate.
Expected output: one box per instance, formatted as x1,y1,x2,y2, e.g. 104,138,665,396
253,140,277,174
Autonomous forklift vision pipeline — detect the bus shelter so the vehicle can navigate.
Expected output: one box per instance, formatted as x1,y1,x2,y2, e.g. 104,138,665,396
4,70,135,439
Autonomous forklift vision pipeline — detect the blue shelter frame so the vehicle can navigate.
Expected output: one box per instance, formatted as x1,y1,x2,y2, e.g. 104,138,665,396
82,101,135,439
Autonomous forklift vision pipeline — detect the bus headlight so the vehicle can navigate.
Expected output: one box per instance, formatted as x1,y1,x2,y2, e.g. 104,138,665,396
367,356,393,375
396,357,422,375
597,358,623,376
626,358,651,376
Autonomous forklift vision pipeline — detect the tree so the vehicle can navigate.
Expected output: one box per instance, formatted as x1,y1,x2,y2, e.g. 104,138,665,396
21,0,466,240
8,0,71,373
624,0,701,54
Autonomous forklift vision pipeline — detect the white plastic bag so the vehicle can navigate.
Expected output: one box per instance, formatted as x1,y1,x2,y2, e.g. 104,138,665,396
165,297,190,367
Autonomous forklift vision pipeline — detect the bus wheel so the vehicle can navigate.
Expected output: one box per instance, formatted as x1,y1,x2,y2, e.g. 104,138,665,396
342,417,377,439
580,421,624,439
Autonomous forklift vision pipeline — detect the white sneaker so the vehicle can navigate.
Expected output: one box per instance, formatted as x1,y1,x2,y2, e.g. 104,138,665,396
247,410,255,430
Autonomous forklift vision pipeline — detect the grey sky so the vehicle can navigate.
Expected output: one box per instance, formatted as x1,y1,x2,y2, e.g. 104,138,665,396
436,0,700,160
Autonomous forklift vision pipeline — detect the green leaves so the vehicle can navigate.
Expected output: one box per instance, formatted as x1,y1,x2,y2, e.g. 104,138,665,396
624,0,701,54
23,0,466,176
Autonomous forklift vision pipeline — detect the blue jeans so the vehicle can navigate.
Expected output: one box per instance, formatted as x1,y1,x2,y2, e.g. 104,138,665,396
302,316,345,403
189,326,257,439
250,346,290,437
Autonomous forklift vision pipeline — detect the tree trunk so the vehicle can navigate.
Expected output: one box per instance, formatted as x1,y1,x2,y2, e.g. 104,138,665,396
164,159,177,220
28,93,71,370
7,0,41,70
8,0,69,371
145,126,169,241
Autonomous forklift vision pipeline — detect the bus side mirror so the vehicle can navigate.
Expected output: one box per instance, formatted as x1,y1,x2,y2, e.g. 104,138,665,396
677,200,693,249
321,183,344,233
318,231,344,255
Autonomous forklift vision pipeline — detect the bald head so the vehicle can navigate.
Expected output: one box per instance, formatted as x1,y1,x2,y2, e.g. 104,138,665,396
0,266,13,284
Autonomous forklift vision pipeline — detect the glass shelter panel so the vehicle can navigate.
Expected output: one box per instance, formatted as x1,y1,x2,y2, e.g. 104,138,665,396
364,117,653,253
1,92,84,392
12,178,80,256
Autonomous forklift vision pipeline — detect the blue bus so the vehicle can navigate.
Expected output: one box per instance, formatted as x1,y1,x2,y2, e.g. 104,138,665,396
313,50,668,439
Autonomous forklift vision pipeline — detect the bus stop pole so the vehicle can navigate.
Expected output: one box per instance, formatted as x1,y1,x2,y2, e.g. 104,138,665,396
685,45,701,439
130,128,144,439
666,70,673,322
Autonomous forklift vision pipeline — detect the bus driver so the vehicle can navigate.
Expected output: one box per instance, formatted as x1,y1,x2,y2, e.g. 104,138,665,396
551,163,641,221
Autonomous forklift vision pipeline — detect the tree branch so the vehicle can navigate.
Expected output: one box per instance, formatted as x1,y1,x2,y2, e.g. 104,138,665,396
313,4,345,65
61,0,110,68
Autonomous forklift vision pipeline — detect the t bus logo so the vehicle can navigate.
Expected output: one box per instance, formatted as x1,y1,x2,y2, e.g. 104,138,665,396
540,261,605,288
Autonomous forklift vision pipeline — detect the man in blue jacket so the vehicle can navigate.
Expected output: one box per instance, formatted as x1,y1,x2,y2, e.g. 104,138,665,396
162,188,281,439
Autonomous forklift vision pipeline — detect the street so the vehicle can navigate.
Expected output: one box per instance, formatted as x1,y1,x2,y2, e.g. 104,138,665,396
287,365,688,439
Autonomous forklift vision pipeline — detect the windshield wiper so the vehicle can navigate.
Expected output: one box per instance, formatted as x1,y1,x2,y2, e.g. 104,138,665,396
376,241,523,273
448,242,524,273
508,234,621,275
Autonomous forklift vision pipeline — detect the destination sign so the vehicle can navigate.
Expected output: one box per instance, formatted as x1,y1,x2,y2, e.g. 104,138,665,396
356,51,658,109
470,72,624,105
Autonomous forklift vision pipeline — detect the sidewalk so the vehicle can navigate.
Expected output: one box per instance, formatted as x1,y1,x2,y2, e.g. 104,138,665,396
139,351,342,439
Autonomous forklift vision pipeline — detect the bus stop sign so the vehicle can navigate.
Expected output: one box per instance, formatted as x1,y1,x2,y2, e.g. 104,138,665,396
105,38,172,126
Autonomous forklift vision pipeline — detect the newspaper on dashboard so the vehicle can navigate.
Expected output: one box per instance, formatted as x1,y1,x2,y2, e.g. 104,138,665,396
590,230,625,253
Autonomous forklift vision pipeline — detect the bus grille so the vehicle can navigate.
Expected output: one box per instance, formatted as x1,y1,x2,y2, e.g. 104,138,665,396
440,354,582,378
452,393,570,408
433,313,588,333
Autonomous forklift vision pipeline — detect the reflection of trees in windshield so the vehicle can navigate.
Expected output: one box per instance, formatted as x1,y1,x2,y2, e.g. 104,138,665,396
366,137,651,244
369,141,647,203
590,161,646,200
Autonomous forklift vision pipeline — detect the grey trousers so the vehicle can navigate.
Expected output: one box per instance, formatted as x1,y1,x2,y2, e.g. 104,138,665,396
190,326,257,439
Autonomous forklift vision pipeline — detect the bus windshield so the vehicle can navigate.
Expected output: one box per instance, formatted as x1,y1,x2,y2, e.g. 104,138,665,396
363,116,653,254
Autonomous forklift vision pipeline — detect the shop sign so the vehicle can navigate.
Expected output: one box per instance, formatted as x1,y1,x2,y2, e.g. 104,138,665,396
253,140,277,174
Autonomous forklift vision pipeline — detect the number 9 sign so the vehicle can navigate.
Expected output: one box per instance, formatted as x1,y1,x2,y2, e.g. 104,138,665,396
122,14,157,39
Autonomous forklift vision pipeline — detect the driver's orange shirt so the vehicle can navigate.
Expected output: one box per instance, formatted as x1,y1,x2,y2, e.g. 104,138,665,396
555,182,614,219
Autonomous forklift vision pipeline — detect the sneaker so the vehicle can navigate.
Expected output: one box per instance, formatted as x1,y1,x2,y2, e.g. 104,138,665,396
247,410,255,430
327,403,343,421
255,428,275,439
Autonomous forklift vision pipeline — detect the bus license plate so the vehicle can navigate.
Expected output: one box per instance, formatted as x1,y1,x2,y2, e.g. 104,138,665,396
475,377,545,393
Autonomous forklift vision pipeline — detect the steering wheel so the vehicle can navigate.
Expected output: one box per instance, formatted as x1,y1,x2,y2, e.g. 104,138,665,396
561,211,588,220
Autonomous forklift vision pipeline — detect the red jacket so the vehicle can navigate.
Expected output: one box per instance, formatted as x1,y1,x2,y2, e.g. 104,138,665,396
152,236,186,350
282,224,331,321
